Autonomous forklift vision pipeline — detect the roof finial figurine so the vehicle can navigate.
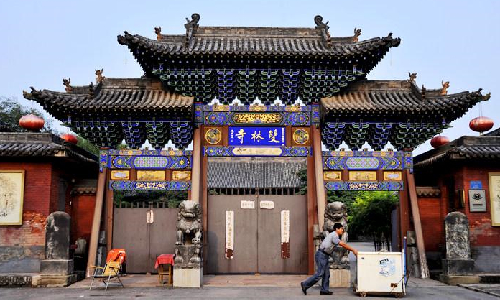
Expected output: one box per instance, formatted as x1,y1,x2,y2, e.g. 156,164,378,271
154,26,162,41
95,69,105,84
352,28,361,42
408,72,417,83
185,13,200,47
63,78,72,92
441,81,450,95
314,15,332,47
88,82,94,98
421,84,426,99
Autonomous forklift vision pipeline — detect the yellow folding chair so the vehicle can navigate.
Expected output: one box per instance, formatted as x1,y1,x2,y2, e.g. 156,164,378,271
89,260,125,290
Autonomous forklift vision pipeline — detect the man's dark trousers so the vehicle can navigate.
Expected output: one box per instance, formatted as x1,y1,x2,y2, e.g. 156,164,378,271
303,250,330,292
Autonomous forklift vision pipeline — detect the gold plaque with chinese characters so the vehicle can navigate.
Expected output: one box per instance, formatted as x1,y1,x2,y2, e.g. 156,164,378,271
384,171,402,181
137,170,165,181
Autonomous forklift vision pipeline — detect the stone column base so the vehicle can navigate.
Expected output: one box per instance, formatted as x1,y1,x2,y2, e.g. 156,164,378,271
330,269,351,287
439,274,480,285
33,274,77,287
40,259,74,275
173,268,203,288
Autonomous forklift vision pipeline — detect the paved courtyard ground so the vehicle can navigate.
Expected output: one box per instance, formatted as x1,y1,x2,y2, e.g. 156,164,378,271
1,242,498,299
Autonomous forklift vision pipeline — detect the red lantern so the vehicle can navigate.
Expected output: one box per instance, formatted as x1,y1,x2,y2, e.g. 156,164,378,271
61,133,78,144
469,116,494,133
19,114,45,131
430,136,449,148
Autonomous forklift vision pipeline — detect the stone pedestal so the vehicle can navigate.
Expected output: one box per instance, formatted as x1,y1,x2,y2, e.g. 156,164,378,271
442,259,475,275
35,274,77,287
329,269,351,287
439,274,480,285
173,268,202,288
41,259,74,275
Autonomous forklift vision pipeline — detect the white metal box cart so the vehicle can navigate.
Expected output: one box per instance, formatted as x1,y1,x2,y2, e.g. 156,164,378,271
354,251,406,297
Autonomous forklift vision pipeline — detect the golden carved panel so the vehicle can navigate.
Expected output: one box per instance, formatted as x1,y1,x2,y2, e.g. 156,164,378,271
292,128,310,145
204,128,222,145
232,113,283,124
111,170,130,180
137,170,165,181
348,171,377,181
172,171,191,181
324,171,342,181
384,171,402,181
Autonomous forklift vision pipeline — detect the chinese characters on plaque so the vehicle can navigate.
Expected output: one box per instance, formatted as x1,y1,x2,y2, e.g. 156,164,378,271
225,211,234,259
229,126,285,146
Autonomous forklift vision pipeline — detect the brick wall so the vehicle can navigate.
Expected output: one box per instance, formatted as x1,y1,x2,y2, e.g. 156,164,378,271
417,197,443,252
460,166,500,247
70,194,96,243
0,162,53,272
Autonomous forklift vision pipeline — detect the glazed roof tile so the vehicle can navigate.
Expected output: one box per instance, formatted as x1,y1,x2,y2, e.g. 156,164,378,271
414,136,500,168
0,132,97,163
23,78,193,120
321,80,488,120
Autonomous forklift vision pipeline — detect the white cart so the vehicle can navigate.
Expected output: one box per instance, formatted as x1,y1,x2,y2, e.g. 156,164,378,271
353,251,406,297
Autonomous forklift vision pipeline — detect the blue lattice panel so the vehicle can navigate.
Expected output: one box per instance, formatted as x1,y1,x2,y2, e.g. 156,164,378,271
170,121,193,149
258,70,279,105
217,69,235,104
344,123,370,150
311,104,320,126
281,69,300,105
325,181,404,191
236,69,258,105
369,123,393,151
146,122,170,150
106,149,192,156
73,120,123,148
321,122,346,150
201,104,312,112
121,121,147,149
109,180,191,191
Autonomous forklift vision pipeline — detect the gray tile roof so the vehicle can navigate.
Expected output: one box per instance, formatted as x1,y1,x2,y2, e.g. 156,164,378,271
0,133,97,163
23,78,193,120
321,80,489,120
414,136,500,168
207,157,306,188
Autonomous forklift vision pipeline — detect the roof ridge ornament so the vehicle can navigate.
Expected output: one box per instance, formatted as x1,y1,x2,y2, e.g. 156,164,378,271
421,84,426,99
96,69,105,84
88,82,95,98
185,13,200,48
314,15,332,47
408,72,417,83
63,78,72,93
154,26,162,41
441,81,450,95
352,28,361,43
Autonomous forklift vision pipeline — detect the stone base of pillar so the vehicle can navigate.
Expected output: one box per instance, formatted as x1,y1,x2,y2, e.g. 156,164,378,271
329,269,351,287
442,259,474,276
33,274,77,287
439,274,480,285
173,268,203,288
40,259,74,275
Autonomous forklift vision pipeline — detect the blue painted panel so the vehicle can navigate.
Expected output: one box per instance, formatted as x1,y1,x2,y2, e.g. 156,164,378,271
229,126,285,146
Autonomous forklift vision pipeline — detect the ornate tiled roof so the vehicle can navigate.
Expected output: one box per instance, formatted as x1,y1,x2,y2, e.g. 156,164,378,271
0,132,97,163
207,157,305,188
321,80,489,121
23,78,193,121
117,14,400,78
414,136,500,168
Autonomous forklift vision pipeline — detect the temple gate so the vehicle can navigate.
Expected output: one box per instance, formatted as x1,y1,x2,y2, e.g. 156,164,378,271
23,13,490,281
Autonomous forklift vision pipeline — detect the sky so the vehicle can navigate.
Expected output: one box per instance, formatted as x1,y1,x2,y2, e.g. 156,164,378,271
1,0,499,155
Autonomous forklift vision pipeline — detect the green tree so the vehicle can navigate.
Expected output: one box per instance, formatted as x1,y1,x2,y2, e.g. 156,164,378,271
76,135,100,156
0,96,56,133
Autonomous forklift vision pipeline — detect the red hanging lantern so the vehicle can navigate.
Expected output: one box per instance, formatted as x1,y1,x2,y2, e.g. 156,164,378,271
61,133,78,144
19,114,45,131
430,136,449,148
469,116,494,134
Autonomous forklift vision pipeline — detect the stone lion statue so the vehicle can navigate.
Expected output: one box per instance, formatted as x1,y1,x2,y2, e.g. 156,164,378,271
323,201,350,269
176,200,202,245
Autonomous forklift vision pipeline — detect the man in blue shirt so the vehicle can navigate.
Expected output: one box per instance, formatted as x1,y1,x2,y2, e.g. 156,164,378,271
301,223,358,295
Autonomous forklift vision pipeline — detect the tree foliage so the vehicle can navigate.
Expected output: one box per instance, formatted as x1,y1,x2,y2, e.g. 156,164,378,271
0,97,56,133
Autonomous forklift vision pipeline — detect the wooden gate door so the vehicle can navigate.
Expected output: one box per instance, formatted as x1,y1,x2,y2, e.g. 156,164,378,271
113,207,177,273
207,193,307,274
